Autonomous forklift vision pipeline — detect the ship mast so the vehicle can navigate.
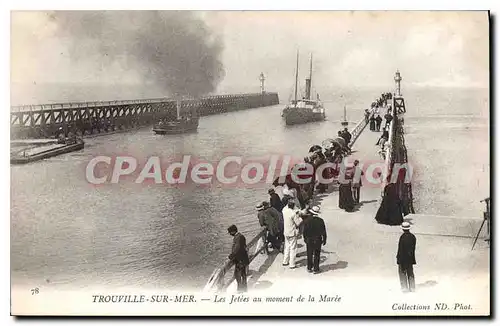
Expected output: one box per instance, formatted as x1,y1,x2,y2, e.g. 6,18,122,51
305,53,313,100
308,54,313,100
294,50,299,103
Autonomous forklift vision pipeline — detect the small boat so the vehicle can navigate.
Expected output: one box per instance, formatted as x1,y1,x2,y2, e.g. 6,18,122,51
282,51,326,126
153,117,199,135
10,138,84,164
153,100,199,135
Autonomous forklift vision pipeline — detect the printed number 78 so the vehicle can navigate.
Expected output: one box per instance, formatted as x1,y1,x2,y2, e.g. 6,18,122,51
31,288,39,295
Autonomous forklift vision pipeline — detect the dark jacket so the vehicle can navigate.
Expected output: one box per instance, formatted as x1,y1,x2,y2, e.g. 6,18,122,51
397,231,416,265
340,130,351,144
270,193,283,212
258,209,281,236
229,232,250,266
303,216,327,244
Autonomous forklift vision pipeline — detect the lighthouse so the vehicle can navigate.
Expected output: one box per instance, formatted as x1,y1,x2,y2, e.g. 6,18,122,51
393,70,406,113
394,70,402,97
259,72,266,94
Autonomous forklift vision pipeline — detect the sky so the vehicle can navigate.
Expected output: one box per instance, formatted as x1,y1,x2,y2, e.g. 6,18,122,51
10,11,489,104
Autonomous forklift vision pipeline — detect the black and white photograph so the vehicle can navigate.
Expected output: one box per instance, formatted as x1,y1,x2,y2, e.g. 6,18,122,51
8,9,490,316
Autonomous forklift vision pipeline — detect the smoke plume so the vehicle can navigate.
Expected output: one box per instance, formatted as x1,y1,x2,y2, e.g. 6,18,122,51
49,11,225,98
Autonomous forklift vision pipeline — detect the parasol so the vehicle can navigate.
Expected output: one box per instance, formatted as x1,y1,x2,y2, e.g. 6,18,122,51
309,145,323,153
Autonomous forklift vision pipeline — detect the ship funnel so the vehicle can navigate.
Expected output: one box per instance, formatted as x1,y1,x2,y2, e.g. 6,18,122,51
305,78,311,100
305,54,313,100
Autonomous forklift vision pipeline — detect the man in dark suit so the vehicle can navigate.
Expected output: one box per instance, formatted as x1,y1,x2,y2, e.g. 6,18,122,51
302,206,327,274
397,221,416,292
269,188,283,212
228,225,250,292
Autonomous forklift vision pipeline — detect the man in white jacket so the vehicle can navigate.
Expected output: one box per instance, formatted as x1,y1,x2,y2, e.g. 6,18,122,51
282,200,301,269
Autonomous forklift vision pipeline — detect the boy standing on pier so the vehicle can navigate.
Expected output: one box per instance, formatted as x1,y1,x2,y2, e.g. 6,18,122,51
227,225,250,292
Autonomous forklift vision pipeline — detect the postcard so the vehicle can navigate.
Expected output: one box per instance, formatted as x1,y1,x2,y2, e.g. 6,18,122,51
10,10,490,316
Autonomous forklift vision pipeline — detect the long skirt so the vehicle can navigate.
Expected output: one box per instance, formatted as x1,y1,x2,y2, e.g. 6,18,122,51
339,182,355,212
375,184,404,225
370,120,376,131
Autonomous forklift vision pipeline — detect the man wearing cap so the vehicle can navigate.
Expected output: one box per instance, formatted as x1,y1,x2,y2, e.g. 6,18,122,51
255,203,269,255
397,222,416,292
227,225,250,292
257,202,281,252
269,188,283,213
302,206,327,274
263,201,284,251
282,200,301,268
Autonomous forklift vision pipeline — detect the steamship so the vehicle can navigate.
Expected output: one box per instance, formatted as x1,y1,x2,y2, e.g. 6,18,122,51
153,100,199,135
282,52,326,125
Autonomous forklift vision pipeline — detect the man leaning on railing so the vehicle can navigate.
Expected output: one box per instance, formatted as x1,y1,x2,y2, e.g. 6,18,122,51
227,225,250,293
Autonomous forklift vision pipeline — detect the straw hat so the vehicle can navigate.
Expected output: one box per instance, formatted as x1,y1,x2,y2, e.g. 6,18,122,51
401,221,411,230
308,206,321,216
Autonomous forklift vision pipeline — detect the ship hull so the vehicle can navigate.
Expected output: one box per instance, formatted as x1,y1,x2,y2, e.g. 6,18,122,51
153,120,199,135
284,110,325,125
10,139,85,164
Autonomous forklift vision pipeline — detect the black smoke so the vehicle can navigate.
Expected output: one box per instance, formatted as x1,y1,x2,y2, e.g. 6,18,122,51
48,11,225,98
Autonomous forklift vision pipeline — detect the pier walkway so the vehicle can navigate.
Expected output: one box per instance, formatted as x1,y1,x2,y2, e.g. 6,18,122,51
225,118,489,315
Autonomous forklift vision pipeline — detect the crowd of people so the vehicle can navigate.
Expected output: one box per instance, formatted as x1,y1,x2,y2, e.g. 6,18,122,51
258,190,327,272
226,91,416,293
226,186,328,292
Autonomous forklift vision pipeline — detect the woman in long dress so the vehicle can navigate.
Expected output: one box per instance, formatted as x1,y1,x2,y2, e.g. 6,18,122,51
369,115,376,131
375,183,404,225
338,170,355,212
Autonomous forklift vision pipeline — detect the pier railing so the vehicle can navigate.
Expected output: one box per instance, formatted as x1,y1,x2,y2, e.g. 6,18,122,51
11,92,280,139
203,227,267,293
348,107,376,148
381,105,396,195
381,98,415,214
10,93,276,112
